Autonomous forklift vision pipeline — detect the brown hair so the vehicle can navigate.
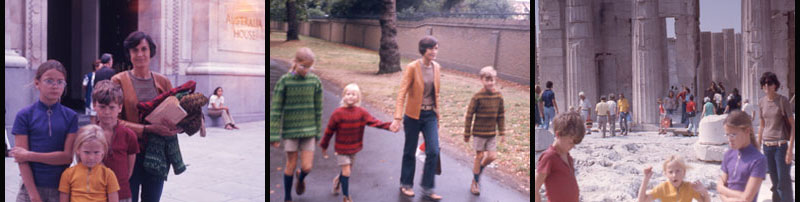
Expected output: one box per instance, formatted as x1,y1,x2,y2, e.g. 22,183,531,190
552,111,586,144
123,31,157,59
92,59,102,70
759,71,781,90
35,60,67,80
725,111,756,147
92,80,123,105
418,36,438,55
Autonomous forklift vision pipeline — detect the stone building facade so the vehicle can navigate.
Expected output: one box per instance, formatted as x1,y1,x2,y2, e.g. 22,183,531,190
536,0,795,127
5,0,266,127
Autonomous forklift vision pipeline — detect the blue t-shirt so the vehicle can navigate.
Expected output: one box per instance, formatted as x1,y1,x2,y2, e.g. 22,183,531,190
541,89,556,108
12,100,78,188
721,144,767,202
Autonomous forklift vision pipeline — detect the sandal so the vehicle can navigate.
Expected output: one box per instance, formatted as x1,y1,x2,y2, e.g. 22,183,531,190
332,175,341,194
399,187,414,197
470,180,480,195
423,193,443,201
295,170,306,195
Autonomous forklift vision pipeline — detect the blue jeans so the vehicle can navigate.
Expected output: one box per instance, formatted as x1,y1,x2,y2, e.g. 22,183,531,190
686,115,697,133
763,144,793,202
400,110,439,190
543,106,556,129
130,154,165,202
619,112,629,132
680,103,687,124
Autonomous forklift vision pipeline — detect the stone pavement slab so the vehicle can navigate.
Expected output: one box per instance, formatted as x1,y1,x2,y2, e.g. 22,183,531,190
5,121,266,202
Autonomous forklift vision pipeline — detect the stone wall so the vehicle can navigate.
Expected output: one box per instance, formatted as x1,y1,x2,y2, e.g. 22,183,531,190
271,17,532,85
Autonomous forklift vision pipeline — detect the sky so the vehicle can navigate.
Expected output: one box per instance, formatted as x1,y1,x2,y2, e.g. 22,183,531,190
534,0,742,38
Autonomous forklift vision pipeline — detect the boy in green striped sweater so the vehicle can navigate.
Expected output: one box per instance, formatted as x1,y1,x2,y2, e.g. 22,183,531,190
463,66,506,195
270,47,323,202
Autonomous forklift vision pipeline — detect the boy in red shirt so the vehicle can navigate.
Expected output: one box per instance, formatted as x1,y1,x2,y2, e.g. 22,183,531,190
319,83,394,202
535,112,584,202
686,95,697,135
93,80,139,202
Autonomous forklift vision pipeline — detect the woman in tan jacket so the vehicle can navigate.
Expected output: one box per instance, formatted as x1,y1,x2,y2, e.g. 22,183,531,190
391,36,443,200
111,31,180,202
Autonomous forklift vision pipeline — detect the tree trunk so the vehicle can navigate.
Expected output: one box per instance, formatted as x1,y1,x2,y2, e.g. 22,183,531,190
377,0,401,74
286,0,299,41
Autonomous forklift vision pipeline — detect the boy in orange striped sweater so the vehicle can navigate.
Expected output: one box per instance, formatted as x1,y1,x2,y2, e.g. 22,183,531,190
464,66,506,195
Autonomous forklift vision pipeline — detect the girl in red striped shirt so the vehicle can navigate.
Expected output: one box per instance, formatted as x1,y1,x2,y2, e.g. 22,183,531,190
319,83,394,202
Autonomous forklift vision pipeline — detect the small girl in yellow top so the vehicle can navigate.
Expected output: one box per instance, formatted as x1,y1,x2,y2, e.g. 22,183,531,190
637,155,710,202
59,125,120,202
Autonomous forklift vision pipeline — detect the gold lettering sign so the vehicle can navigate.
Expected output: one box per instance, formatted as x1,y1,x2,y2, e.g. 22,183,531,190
219,1,265,53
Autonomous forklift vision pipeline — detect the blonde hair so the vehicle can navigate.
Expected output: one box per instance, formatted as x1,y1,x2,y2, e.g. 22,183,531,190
73,125,109,162
340,83,362,107
662,155,691,173
291,47,315,72
724,111,757,147
479,66,497,79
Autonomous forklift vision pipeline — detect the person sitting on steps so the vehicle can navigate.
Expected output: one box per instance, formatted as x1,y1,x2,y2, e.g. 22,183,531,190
209,87,239,130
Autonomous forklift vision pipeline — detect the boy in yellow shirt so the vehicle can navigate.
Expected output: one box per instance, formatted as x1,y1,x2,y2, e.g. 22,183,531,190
617,93,630,136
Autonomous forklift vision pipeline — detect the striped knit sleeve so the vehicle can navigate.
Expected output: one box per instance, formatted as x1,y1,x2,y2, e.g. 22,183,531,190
314,77,324,139
270,75,287,142
320,110,338,150
464,94,479,136
497,95,506,136
362,108,392,130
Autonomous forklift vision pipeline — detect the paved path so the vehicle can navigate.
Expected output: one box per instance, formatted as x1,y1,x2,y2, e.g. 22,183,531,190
269,58,529,202
6,121,267,202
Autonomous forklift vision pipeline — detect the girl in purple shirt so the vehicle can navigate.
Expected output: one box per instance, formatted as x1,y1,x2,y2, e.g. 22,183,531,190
11,60,79,202
717,111,767,202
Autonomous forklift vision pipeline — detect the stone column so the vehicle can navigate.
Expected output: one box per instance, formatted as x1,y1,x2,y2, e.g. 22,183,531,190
770,0,792,96
723,29,737,90
537,0,568,111
711,32,725,86
735,33,742,91
564,0,597,109
741,0,772,105
676,0,700,99
631,0,665,125
699,31,712,98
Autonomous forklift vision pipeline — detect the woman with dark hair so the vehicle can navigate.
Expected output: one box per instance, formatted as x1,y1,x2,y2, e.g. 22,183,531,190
209,87,238,130
756,72,795,202
111,31,179,202
390,35,443,200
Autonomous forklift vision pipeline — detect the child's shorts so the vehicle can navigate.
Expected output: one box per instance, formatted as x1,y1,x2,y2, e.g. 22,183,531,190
336,153,356,166
17,184,59,202
472,136,497,152
282,137,316,152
